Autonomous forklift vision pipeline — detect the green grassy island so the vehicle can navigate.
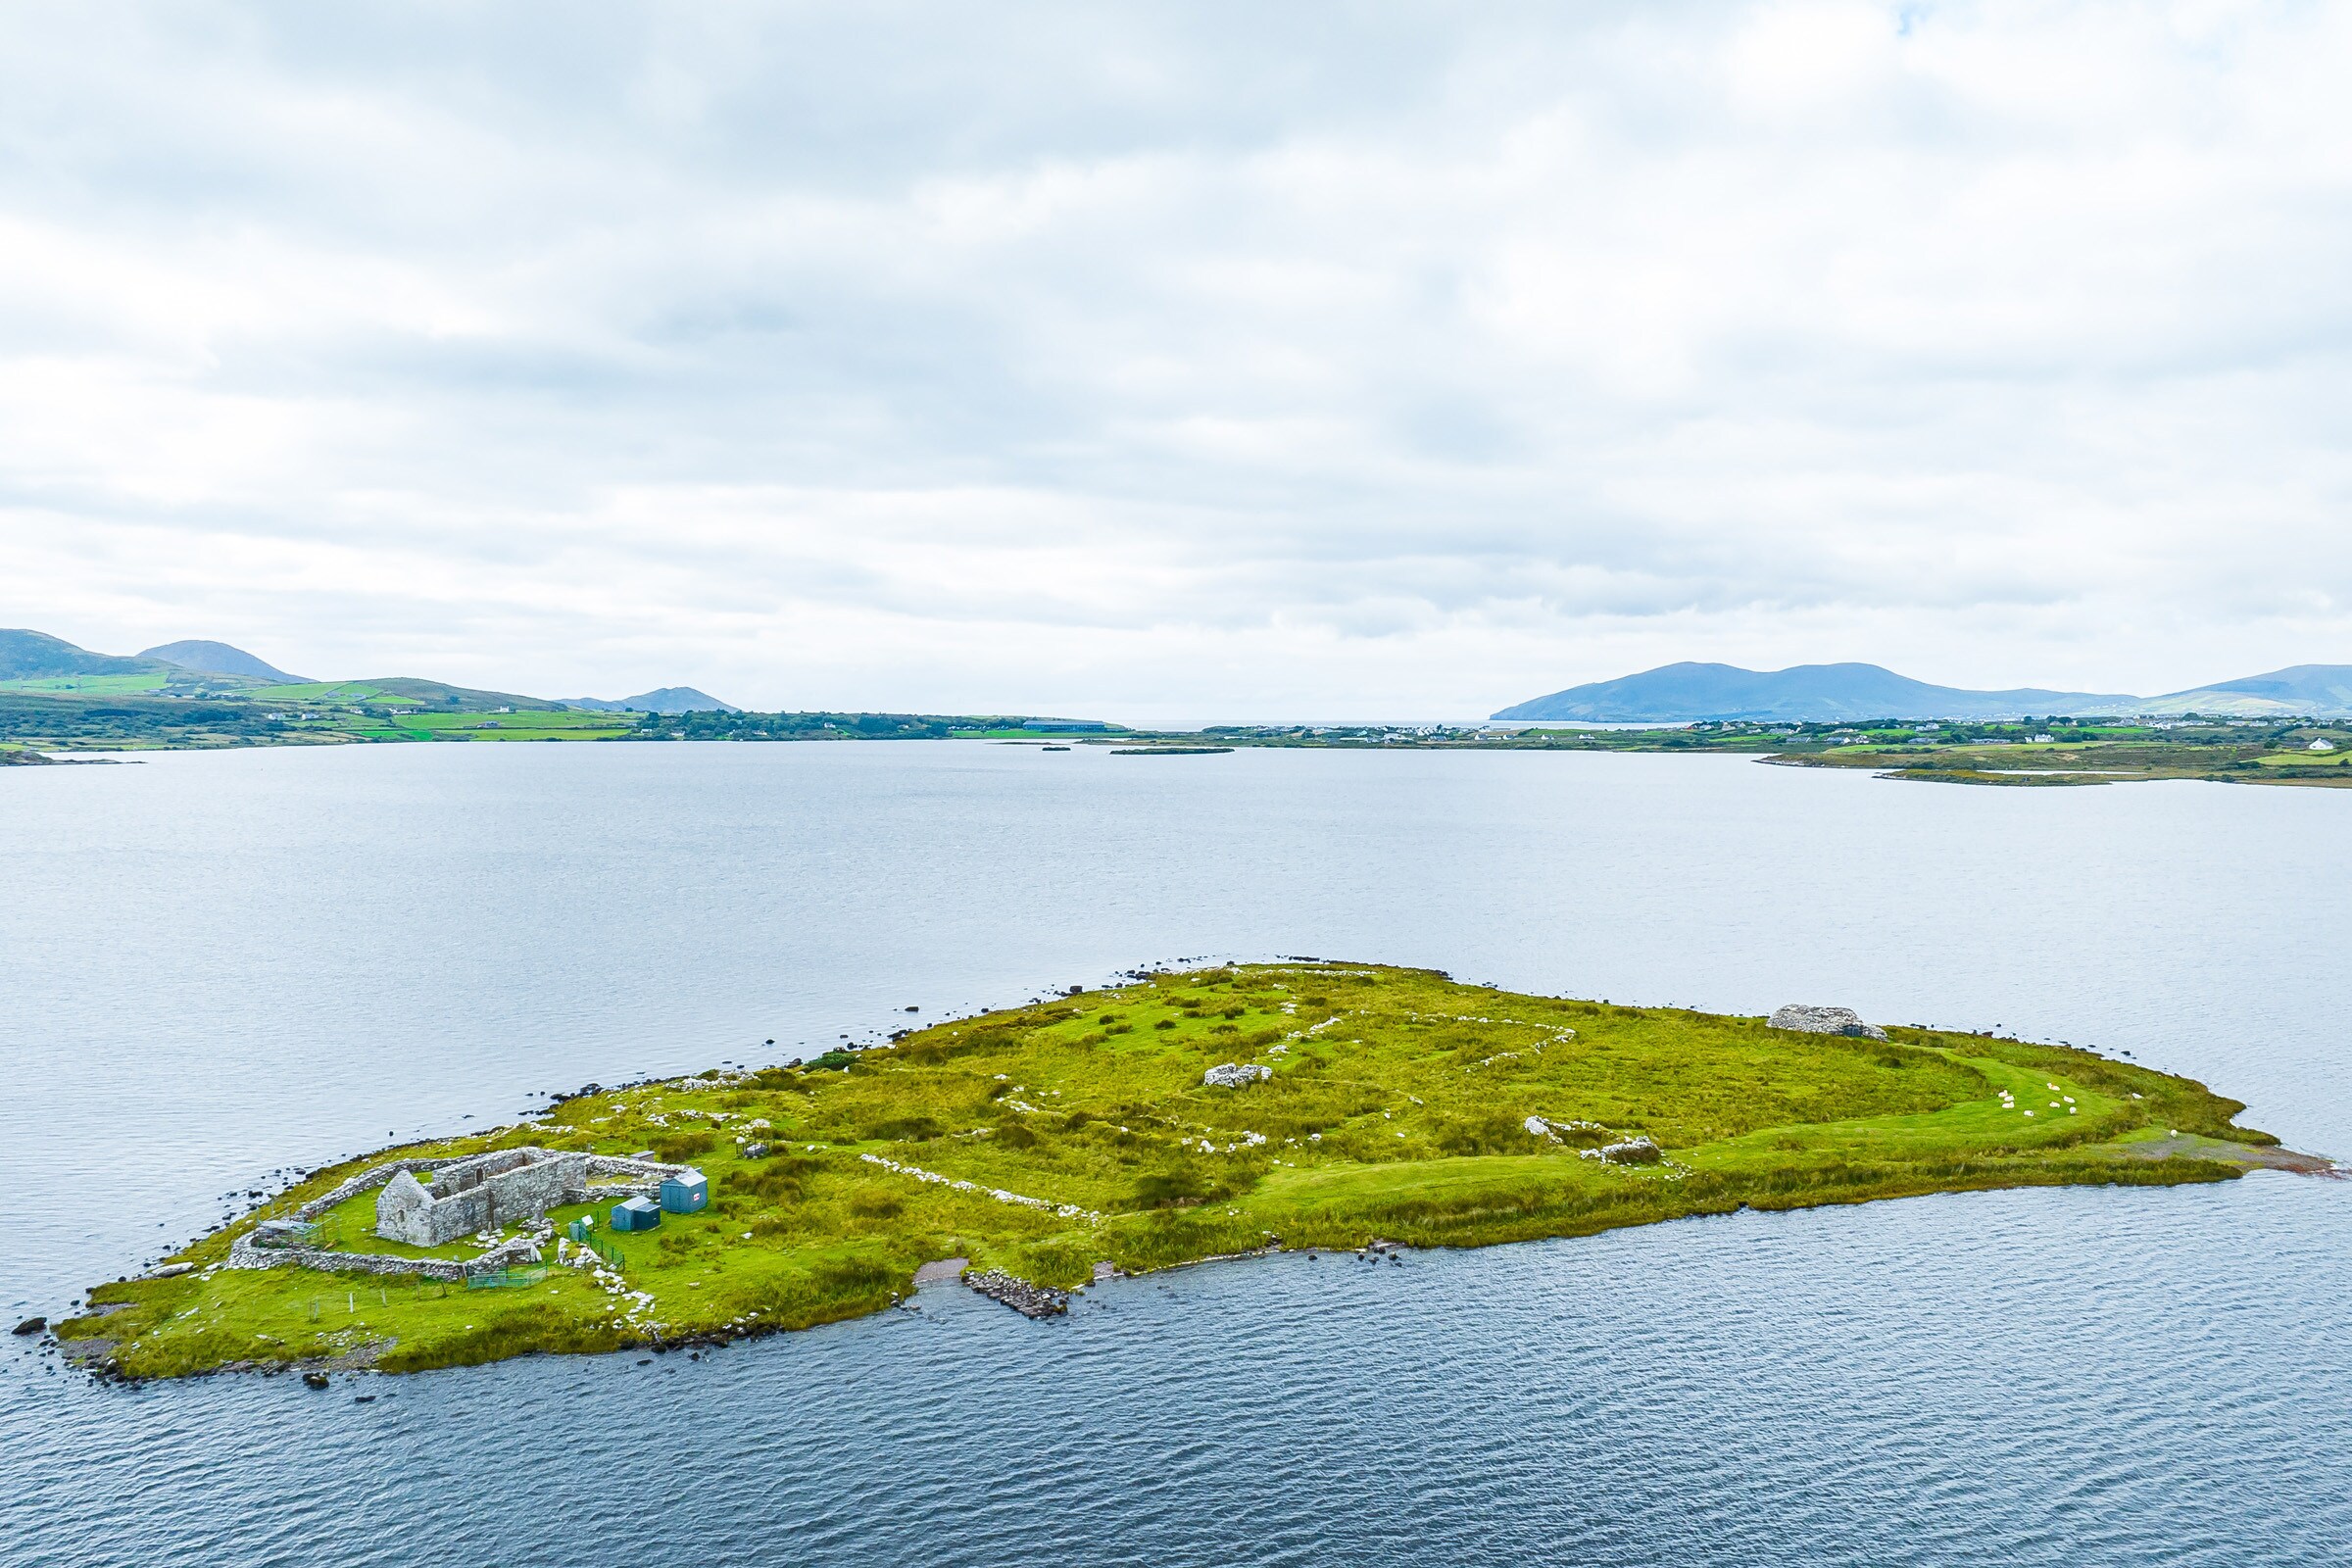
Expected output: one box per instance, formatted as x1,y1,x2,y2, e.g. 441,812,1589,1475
58,963,2322,1381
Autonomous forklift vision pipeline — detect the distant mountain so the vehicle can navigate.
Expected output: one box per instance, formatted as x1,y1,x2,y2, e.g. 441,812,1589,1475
1494,662,2142,723
562,687,739,714
0,628,168,680
2138,664,2352,718
139,639,307,683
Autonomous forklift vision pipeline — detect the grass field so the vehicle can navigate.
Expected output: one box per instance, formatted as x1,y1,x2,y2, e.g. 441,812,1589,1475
58,962,2306,1379
380,710,635,741
1761,726,2352,787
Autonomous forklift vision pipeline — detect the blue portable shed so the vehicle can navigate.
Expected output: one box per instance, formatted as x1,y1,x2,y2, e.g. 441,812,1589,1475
610,1195,662,1232
661,1168,710,1214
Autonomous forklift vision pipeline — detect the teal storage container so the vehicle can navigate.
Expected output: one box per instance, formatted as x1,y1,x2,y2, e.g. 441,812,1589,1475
661,1168,709,1214
610,1195,662,1232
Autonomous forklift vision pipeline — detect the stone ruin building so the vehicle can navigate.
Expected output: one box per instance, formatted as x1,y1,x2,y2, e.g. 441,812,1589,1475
1768,1004,1889,1042
375,1147,590,1247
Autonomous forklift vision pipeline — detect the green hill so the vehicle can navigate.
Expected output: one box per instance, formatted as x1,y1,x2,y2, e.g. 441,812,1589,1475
138,639,308,683
0,628,171,681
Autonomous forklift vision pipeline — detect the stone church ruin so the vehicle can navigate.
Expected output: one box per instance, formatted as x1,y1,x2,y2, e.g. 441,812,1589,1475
375,1148,590,1246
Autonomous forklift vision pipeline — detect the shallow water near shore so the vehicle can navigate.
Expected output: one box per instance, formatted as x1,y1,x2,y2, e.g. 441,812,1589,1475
3,742,2348,1564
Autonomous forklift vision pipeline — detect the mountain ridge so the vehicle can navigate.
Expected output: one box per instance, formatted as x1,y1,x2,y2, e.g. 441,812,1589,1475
1497,661,2352,722
0,628,170,681
3,629,733,713
560,686,739,714
1494,662,2142,723
2141,664,2352,718
139,639,308,683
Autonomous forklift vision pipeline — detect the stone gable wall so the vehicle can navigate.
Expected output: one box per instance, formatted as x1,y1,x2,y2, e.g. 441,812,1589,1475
376,1150,592,1246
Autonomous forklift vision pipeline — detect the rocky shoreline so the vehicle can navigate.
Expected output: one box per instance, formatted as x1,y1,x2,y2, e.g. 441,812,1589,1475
962,1269,1069,1318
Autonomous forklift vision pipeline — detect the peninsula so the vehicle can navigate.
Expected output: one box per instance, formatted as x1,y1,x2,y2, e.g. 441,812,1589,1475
54,963,2317,1380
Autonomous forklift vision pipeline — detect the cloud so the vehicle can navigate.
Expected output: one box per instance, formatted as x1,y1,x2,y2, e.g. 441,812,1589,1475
2,0,2350,719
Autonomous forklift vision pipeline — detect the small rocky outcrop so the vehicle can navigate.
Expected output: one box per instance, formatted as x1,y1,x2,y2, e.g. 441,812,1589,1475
1768,1004,1888,1042
963,1269,1069,1319
1202,1062,1272,1089
1580,1135,1663,1165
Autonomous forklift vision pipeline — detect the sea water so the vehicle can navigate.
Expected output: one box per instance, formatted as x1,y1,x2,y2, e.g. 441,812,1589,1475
2,742,2345,1565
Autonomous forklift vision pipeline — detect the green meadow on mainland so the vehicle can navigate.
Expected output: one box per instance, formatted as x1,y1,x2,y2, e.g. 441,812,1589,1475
60,962,2303,1380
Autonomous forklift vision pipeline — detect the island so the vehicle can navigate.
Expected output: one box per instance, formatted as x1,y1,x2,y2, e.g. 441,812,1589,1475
53,962,2325,1381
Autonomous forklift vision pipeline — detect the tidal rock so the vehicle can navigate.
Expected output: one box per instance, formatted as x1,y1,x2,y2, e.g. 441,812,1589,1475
1768,1004,1888,1042
11,1316,44,1336
963,1269,1069,1319
1202,1062,1272,1089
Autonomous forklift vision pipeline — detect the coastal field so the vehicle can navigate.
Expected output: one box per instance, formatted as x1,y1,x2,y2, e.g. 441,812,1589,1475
1770,732,2352,786
55,962,2306,1381
1102,718,2352,786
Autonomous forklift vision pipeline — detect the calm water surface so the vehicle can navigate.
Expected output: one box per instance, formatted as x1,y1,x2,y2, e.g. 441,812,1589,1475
2,742,2345,1565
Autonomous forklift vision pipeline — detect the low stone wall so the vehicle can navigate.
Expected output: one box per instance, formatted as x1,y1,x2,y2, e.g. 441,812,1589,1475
859,1152,1100,1221
586,1154,689,1179
224,1234,469,1281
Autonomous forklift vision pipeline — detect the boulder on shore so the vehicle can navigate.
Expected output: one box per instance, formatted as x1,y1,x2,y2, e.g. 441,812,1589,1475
1768,1004,1888,1042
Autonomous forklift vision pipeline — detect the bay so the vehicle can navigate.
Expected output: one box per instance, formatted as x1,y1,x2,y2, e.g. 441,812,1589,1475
2,742,2345,1565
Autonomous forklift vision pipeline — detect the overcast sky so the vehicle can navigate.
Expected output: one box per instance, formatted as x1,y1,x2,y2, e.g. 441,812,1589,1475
3,2,2348,720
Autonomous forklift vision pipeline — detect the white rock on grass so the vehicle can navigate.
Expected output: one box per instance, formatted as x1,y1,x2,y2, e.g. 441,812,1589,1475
1203,1062,1272,1089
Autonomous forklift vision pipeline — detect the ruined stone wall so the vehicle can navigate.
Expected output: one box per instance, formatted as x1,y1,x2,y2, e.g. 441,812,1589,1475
376,1150,591,1246
225,1233,469,1281
295,1156,466,1222
431,1147,540,1198
585,1154,688,1179
475,1152,586,1232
